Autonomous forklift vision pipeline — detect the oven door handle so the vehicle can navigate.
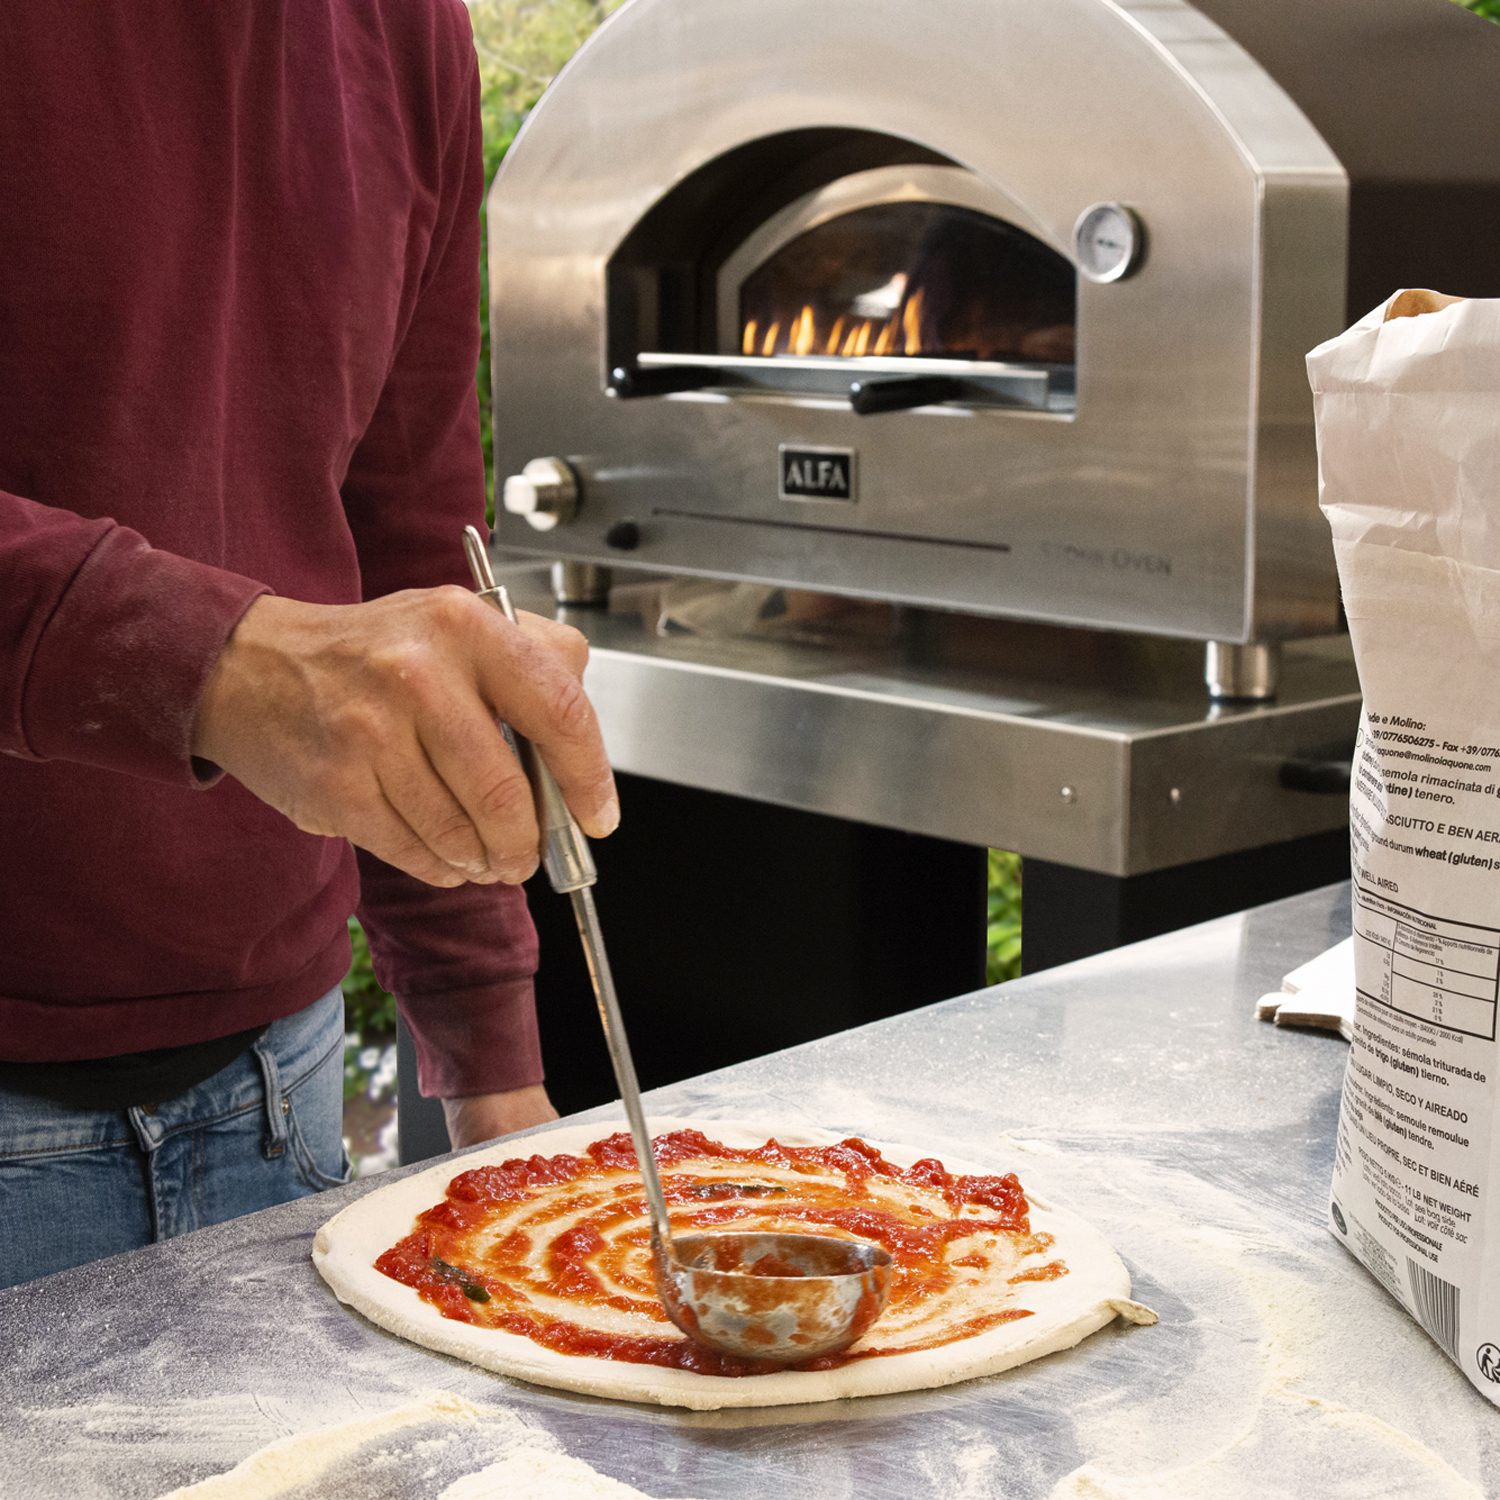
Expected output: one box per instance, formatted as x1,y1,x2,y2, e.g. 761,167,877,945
848,375,964,415
609,363,720,399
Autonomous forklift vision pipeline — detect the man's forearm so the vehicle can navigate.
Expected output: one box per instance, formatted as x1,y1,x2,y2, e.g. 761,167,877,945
442,1085,559,1149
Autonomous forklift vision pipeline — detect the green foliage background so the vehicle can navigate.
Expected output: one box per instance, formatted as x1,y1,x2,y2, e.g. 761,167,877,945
987,851,1022,984
1456,0,1500,21
342,915,397,1045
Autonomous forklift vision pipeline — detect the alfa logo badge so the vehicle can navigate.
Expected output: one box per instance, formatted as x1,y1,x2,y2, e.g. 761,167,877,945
1479,1343,1500,1383
779,445,856,503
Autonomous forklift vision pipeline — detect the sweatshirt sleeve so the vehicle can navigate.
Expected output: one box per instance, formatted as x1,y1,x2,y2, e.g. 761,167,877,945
0,490,267,784
344,6,544,1099
357,848,543,1098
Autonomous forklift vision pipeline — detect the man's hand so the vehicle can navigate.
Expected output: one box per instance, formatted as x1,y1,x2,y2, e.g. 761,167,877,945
192,588,618,886
443,1084,559,1148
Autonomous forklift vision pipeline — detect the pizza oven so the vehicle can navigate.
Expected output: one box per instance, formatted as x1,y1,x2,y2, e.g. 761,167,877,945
487,0,1500,679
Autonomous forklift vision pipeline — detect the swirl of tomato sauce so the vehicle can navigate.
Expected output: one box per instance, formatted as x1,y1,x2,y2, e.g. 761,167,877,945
374,1131,1064,1378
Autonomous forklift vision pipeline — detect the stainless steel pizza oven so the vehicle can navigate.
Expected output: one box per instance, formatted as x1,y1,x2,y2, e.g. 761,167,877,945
488,0,1500,655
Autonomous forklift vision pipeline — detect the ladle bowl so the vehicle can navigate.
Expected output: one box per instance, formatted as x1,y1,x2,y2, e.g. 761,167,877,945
659,1230,893,1363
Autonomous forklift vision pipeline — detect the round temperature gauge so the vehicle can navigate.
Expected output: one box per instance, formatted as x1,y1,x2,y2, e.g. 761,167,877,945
1073,202,1144,284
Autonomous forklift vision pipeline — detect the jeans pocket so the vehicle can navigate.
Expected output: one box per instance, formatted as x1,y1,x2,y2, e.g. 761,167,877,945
285,1091,351,1190
282,1049,351,1192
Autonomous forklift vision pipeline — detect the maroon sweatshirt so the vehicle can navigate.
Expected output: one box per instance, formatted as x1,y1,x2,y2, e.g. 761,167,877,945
0,2,542,1097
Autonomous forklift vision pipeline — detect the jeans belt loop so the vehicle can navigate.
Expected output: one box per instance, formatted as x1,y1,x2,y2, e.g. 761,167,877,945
252,1037,289,1160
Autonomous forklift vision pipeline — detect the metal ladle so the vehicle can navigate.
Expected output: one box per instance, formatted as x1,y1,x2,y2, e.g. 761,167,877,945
463,527,893,1364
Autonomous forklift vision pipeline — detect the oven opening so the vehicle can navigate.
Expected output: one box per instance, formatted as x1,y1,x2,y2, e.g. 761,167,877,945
731,201,1074,412
741,203,1074,363
605,132,1076,416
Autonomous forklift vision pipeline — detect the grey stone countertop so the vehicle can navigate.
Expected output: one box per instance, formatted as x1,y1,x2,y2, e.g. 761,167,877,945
5,881,1498,1499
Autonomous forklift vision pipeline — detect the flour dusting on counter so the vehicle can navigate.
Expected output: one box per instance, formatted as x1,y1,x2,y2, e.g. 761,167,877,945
440,1445,699,1499
155,1390,702,1500
1045,1155,1483,1499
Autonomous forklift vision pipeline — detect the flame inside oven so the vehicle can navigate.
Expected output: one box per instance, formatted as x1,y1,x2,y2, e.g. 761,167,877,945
737,202,1075,366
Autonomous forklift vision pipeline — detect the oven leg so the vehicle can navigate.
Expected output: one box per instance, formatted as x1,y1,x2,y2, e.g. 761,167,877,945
551,560,613,606
1205,640,1281,701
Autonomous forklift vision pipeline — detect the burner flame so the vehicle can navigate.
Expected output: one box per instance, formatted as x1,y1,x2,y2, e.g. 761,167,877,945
790,305,816,356
902,289,924,356
744,282,928,360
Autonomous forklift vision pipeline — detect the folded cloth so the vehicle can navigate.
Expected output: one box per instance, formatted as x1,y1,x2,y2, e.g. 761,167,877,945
1255,937,1354,1041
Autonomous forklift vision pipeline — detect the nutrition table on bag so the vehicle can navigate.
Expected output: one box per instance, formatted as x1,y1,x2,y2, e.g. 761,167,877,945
1353,884,1500,1040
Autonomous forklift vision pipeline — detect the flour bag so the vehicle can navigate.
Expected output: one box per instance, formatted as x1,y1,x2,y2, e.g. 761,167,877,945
1308,289,1500,1405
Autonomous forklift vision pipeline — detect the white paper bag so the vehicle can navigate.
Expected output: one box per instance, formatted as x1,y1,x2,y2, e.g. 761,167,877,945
1308,290,1500,1405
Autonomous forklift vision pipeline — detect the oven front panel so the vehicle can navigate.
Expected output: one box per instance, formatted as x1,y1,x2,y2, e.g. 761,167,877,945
488,0,1346,641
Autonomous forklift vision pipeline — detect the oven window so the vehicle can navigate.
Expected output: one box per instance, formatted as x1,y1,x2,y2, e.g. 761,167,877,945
737,202,1075,365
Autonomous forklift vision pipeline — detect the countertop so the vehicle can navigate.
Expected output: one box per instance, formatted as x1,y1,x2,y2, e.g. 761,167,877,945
5,882,1498,1499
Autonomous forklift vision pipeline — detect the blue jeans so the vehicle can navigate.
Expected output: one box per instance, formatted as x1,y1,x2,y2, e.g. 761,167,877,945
0,986,350,1289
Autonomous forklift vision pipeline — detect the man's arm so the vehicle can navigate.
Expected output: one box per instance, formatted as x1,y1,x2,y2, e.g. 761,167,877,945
443,1085,559,1147
191,583,611,1150
0,493,271,782
352,834,558,1146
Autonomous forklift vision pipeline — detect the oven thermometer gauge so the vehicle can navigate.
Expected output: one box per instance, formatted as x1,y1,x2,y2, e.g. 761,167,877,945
1073,202,1144,284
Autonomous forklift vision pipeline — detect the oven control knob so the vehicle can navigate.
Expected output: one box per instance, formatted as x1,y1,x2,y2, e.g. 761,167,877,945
502,457,579,531
604,519,640,551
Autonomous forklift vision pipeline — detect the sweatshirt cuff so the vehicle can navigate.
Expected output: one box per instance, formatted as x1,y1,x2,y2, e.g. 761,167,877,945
24,523,268,785
399,978,546,1098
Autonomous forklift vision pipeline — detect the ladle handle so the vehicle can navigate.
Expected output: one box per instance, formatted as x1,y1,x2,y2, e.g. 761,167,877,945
461,526,672,1248
462,527,594,894
569,884,673,1249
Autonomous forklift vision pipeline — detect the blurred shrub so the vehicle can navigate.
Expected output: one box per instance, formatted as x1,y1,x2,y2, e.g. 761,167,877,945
1454,0,1500,21
987,850,1022,984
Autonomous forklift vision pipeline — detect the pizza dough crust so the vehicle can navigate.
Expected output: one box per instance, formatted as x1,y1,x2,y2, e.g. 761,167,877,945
313,1119,1139,1411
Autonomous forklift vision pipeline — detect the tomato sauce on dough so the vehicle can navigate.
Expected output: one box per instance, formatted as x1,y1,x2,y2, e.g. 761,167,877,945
375,1130,1064,1377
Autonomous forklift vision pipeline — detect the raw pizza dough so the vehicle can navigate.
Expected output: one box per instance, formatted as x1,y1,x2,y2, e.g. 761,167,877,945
313,1119,1146,1411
